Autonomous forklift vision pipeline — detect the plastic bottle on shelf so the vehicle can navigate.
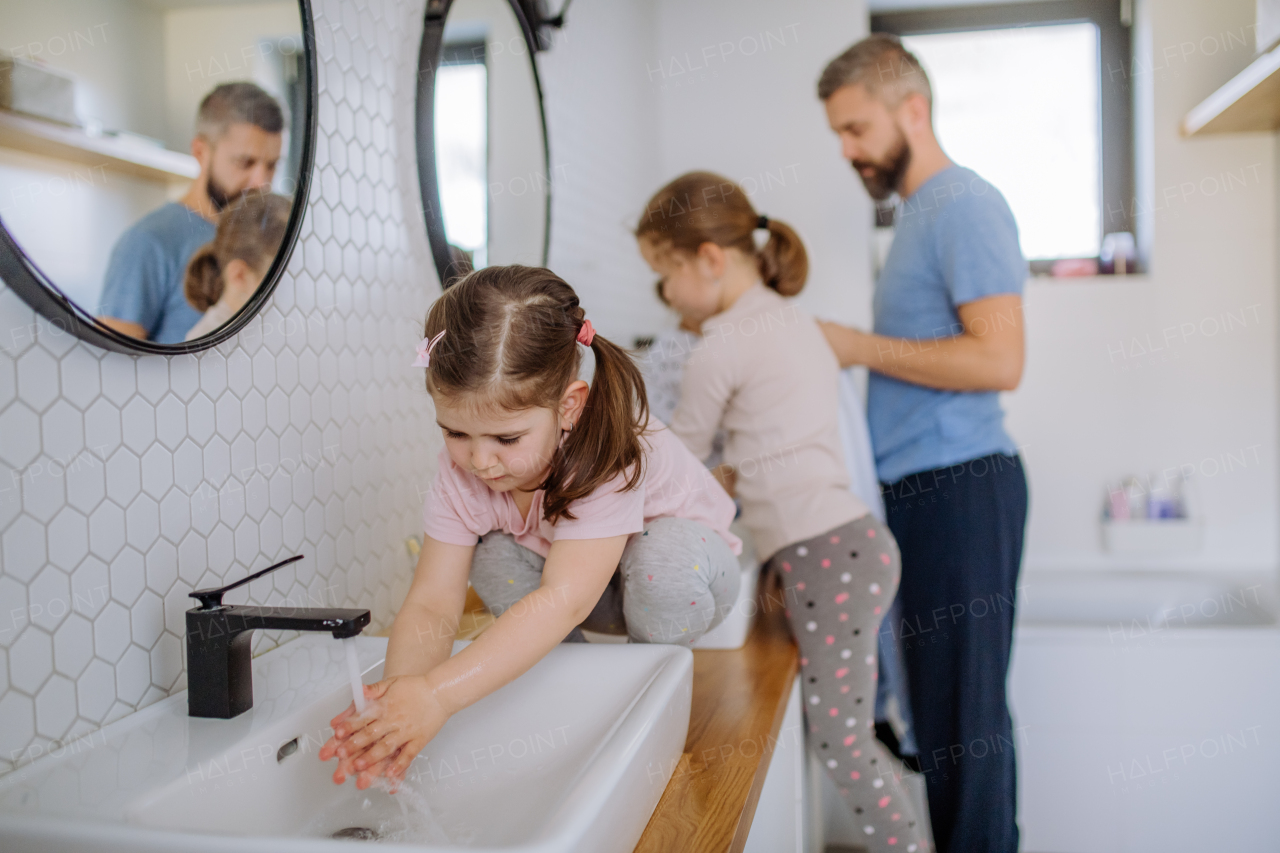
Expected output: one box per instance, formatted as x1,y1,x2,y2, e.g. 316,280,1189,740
1104,482,1128,520
1147,476,1175,519
1171,471,1195,520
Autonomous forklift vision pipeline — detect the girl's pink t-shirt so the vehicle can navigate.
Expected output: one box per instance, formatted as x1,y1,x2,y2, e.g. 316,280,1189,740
422,421,742,558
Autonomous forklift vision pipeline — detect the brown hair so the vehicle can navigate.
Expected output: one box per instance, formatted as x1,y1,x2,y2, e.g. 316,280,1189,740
184,192,291,311
817,34,932,109
423,265,649,523
195,81,285,141
635,171,809,296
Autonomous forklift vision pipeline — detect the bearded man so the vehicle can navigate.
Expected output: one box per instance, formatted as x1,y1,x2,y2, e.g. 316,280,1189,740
817,35,1029,853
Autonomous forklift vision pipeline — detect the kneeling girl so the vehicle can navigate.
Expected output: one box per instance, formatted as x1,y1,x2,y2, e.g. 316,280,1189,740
320,264,740,788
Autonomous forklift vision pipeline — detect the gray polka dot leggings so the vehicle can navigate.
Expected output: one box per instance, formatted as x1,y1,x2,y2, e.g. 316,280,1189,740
765,513,931,853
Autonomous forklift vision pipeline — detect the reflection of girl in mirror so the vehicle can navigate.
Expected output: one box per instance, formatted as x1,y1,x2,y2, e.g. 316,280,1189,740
182,192,290,341
635,172,930,853
319,265,742,789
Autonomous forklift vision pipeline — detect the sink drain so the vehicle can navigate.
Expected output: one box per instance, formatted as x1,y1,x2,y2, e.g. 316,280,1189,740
331,826,381,841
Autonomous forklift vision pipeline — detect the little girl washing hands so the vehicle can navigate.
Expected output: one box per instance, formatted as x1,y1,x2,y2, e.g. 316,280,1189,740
319,265,741,788
635,172,930,853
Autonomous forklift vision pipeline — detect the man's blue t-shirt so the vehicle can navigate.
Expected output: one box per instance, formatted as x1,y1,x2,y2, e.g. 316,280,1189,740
98,202,215,344
869,166,1026,484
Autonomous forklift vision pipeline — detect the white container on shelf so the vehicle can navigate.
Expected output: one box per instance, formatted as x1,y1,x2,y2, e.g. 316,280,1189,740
691,520,760,650
1100,518,1204,554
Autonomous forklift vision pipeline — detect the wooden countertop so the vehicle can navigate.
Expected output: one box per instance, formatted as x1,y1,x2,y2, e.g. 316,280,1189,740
411,576,800,853
633,572,798,853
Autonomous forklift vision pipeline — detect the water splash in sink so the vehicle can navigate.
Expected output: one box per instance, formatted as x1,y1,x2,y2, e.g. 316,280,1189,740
308,778,453,844
368,778,451,845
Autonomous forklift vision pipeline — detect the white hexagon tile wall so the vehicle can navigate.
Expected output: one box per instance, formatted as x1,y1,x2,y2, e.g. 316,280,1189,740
0,0,444,774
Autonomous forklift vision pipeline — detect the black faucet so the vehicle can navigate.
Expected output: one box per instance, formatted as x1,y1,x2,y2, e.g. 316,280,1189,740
186,555,371,718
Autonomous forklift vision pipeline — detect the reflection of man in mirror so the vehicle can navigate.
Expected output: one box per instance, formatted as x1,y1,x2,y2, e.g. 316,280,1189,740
96,82,284,343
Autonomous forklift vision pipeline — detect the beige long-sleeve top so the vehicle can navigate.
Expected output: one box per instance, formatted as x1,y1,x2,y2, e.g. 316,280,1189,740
669,283,869,562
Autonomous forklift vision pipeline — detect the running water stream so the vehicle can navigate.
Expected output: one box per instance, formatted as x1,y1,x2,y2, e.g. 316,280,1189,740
344,636,366,714
337,637,450,843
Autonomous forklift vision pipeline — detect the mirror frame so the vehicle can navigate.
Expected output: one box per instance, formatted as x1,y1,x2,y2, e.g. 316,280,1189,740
0,0,318,355
415,0,551,286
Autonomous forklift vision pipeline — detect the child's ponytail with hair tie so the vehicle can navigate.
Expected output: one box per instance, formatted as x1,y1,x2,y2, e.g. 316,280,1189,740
636,171,810,298
755,215,808,297
551,308,648,523
575,318,597,387
183,246,224,312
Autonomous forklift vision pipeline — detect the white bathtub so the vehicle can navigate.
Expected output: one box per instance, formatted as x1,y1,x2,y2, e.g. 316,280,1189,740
1016,571,1278,629
1010,571,1280,853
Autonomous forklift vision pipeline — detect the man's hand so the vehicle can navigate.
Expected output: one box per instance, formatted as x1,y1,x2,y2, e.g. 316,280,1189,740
711,464,736,498
818,319,870,369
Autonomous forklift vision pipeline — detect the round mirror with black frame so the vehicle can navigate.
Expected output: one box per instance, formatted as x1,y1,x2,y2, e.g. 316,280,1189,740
0,0,317,355
416,0,551,288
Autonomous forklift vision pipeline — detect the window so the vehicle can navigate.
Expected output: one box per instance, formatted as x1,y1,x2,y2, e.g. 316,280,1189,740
874,1,1134,272
435,41,488,268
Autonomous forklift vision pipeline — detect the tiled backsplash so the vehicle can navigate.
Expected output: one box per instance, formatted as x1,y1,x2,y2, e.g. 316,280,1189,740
0,0,441,774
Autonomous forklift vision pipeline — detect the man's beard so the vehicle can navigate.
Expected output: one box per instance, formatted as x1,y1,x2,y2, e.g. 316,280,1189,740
852,133,911,201
206,171,237,213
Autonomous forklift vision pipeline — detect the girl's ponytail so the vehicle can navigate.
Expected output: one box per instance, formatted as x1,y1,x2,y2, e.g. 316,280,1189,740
636,171,810,297
756,218,808,297
184,246,224,311
542,324,649,523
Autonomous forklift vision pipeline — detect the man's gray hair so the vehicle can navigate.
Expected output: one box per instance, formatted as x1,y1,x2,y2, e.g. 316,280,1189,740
817,34,932,110
195,82,284,141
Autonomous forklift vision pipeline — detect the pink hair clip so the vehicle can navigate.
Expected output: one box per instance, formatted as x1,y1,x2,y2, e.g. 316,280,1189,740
412,329,446,368
576,319,595,346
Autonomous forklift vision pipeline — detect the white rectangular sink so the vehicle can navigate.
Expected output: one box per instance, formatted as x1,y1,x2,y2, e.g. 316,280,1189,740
0,635,693,852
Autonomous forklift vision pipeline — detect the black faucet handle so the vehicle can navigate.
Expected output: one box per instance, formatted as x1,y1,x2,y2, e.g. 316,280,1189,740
189,554,305,610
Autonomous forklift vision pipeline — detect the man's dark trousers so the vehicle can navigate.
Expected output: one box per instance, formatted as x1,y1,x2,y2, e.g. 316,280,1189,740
882,453,1028,853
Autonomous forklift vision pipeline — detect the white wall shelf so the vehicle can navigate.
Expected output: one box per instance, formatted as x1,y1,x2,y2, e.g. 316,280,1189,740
0,109,197,182
1101,519,1203,554
1181,43,1280,136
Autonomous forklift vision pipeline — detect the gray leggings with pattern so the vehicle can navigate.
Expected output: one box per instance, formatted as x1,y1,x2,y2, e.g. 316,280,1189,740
469,516,740,645
765,513,931,853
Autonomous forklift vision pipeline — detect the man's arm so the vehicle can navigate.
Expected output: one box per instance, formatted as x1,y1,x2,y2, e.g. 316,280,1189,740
96,317,148,339
97,227,166,342
819,293,1024,392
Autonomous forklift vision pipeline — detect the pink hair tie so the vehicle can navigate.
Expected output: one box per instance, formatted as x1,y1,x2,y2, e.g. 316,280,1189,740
412,329,446,368
576,319,595,346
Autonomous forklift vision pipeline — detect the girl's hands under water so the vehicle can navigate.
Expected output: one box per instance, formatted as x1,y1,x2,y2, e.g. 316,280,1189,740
318,675,449,789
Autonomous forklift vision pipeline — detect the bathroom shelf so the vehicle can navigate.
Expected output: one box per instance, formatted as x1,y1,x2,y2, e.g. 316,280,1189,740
1101,519,1203,554
634,574,799,853
0,109,198,182
1181,42,1280,136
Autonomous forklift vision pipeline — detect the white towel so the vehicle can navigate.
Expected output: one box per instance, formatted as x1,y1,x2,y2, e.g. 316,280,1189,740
836,367,885,522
